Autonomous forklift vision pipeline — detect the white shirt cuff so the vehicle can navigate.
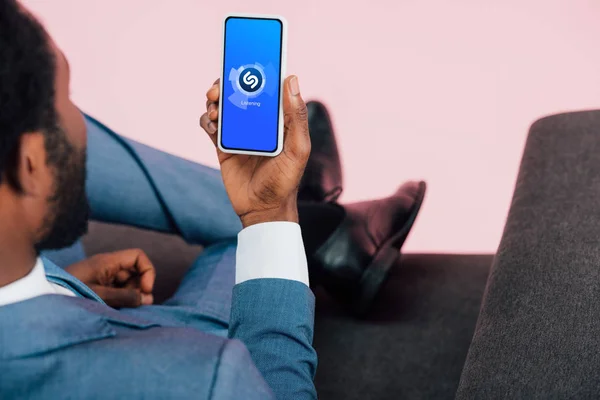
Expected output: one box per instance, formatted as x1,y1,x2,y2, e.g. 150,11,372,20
236,221,309,287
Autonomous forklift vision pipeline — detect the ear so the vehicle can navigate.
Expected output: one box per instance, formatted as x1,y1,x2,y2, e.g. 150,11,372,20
15,132,52,196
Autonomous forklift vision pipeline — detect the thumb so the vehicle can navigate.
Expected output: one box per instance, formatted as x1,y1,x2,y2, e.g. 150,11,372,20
282,75,311,162
92,286,153,309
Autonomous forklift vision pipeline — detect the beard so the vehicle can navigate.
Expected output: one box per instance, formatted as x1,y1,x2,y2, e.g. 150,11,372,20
34,124,90,252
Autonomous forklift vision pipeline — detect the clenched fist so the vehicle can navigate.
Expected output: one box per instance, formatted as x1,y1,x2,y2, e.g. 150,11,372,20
200,76,311,227
66,249,155,308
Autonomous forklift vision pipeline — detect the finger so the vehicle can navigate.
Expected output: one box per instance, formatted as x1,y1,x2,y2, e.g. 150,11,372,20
200,112,218,146
100,249,156,294
200,111,217,134
142,293,153,305
206,98,215,111
133,250,156,295
206,80,220,103
115,269,132,285
92,286,149,308
205,79,220,106
207,103,219,121
282,75,311,162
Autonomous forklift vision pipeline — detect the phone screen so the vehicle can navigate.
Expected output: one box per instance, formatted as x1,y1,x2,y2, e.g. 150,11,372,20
220,16,283,153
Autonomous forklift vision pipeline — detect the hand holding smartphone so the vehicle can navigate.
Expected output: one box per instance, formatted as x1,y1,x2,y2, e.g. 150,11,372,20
199,15,310,228
218,14,287,156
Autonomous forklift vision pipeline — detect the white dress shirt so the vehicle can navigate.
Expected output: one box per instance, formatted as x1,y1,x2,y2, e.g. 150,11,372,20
0,222,308,307
236,222,309,285
0,258,75,307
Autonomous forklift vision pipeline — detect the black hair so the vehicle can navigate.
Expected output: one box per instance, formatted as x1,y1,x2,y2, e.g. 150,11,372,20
0,0,58,188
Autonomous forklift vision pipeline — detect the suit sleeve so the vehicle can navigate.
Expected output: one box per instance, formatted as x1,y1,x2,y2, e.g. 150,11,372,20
229,279,318,399
210,339,275,400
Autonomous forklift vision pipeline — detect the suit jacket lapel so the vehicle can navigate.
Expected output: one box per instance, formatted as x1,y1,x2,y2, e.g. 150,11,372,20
42,256,105,304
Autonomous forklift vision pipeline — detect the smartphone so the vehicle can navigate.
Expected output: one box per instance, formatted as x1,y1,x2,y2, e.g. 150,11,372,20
218,14,287,157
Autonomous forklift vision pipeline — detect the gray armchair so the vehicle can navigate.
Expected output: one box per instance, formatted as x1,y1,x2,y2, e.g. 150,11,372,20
82,222,491,399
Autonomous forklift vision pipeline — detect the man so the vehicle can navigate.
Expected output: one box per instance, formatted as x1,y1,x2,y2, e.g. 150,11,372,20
0,1,425,398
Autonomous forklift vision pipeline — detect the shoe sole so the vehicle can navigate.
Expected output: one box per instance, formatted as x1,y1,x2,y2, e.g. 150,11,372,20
353,181,427,316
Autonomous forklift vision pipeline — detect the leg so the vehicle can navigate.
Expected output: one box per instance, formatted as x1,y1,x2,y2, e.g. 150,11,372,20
456,111,600,398
83,114,242,331
84,114,242,246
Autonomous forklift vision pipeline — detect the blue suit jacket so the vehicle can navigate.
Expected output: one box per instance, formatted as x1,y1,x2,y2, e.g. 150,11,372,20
0,258,317,399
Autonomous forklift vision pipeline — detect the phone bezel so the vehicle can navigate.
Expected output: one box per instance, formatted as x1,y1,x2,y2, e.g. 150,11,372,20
218,14,287,157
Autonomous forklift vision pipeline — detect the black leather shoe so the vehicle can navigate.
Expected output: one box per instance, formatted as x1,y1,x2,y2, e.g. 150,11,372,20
300,181,427,316
298,101,343,203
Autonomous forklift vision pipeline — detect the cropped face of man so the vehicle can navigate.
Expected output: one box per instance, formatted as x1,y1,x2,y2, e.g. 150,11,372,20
0,0,90,253
34,38,90,251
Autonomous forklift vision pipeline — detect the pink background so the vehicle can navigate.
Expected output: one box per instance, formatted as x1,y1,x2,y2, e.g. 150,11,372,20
24,0,600,253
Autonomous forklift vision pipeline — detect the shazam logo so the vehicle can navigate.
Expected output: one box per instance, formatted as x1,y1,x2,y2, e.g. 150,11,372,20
239,67,263,93
228,62,276,110
234,64,265,97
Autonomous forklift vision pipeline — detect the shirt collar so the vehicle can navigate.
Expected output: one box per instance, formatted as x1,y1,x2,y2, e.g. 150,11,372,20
0,258,59,307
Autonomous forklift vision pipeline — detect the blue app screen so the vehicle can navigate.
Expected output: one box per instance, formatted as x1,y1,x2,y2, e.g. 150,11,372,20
221,17,283,152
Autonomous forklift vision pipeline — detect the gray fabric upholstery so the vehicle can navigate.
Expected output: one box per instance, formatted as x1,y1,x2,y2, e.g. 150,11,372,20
456,110,600,398
83,222,203,304
313,254,491,399
83,222,492,399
